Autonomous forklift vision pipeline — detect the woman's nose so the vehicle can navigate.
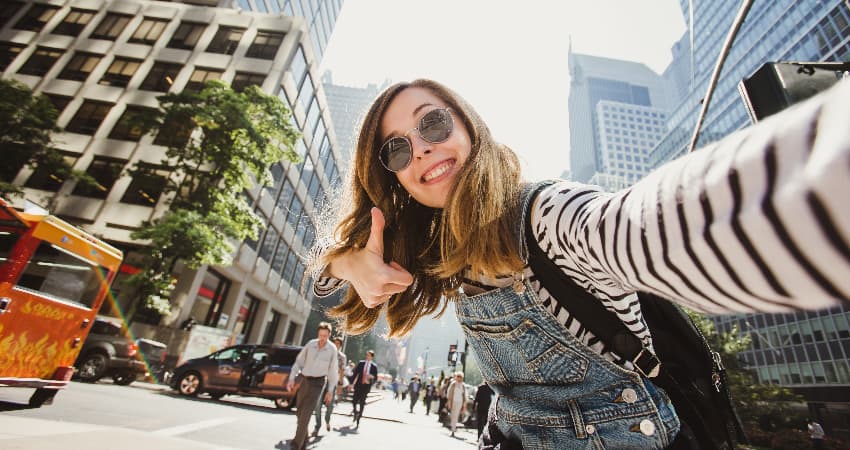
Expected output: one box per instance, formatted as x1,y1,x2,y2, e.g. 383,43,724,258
411,134,433,159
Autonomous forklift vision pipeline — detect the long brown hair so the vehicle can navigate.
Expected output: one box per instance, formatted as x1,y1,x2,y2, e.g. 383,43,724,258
314,79,523,337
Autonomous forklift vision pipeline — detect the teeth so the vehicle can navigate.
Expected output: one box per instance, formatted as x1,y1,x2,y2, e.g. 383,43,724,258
423,161,452,181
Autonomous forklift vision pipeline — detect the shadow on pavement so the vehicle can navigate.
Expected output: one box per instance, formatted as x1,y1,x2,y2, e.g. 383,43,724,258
0,400,37,411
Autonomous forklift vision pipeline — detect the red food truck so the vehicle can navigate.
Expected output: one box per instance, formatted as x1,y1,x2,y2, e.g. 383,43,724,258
0,199,123,406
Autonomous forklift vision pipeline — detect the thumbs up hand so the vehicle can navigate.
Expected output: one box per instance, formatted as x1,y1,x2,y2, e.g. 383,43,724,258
328,207,414,308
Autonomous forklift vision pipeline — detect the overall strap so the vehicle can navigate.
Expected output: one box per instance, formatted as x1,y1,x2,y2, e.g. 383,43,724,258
524,183,661,378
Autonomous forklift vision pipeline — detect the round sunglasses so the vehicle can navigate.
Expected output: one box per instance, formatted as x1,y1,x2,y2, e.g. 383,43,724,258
379,108,454,172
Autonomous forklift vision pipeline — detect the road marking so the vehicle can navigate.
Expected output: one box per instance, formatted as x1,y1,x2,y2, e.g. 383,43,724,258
152,418,237,436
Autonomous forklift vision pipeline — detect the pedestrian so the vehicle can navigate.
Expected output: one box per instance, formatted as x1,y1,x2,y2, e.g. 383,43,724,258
312,336,346,436
808,419,826,449
446,372,467,438
391,377,399,400
350,349,378,427
309,78,850,448
423,378,437,415
285,322,339,450
437,376,449,423
407,376,421,413
472,382,494,439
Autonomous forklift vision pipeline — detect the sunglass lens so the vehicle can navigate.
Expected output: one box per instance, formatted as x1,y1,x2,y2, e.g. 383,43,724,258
381,137,412,172
419,109,452,143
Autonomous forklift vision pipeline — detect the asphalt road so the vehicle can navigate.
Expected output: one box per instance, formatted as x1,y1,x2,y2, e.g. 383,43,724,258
0,380,478,450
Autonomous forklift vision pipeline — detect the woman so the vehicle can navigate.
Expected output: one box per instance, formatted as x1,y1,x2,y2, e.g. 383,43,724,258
311,79,850,448
446,372,468,437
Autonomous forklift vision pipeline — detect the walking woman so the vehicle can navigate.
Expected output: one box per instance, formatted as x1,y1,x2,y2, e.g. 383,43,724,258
446,372,468,438
310,78,850,448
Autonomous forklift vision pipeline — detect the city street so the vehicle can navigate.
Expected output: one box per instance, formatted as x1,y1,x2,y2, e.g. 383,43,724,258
0,381,477,450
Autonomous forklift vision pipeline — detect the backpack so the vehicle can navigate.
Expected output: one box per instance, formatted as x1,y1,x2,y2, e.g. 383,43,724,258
520,183,747,449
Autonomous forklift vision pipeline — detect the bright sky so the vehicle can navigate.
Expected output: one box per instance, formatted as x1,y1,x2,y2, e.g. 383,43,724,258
319,0,687,181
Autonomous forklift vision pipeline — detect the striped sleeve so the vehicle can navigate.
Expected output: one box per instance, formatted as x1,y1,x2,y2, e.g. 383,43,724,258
533,79,850,315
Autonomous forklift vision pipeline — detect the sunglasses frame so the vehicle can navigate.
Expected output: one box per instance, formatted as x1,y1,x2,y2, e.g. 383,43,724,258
378,107,454,172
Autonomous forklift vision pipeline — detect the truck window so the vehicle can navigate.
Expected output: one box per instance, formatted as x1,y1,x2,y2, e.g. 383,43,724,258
14,241,105,308
270,348,298,366
0,228,22,274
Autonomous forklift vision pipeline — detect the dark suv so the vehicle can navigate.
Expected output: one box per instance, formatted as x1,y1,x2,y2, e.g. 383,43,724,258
170,344,302,409
74,317,149,385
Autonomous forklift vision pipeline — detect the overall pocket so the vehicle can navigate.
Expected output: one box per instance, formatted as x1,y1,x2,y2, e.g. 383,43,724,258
463,317,589,386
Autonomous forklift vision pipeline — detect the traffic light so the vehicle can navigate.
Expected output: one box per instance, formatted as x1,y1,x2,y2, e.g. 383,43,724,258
447,344,457,365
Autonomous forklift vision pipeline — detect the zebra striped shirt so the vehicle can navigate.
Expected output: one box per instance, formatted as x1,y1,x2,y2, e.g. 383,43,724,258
315,79,850,368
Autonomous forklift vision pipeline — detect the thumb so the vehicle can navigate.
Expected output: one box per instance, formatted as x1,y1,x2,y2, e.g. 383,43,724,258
365,207,385,256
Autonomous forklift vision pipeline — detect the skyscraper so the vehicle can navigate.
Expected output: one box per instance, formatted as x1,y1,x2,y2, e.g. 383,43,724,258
0,0,344,348
648,0,850,426
567,51,674,188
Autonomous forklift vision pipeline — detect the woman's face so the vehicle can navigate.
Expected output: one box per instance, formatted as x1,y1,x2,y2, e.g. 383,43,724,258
379,87,472,208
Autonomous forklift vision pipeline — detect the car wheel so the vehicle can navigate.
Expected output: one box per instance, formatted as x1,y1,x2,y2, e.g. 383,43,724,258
177,372,202,396
77,353,108,382
112,371,136,386
274,396,295,410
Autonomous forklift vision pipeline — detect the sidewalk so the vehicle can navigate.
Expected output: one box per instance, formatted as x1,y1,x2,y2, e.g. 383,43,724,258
0,384,477,450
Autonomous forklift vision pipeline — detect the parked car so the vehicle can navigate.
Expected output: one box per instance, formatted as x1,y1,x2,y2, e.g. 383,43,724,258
73,316,150,385
170,344,302,409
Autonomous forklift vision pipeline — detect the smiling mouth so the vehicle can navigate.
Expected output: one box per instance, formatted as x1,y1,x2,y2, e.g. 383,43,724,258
422,160,455,182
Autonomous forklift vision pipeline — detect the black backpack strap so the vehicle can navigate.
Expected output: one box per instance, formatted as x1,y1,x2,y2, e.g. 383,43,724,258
524,183,661,378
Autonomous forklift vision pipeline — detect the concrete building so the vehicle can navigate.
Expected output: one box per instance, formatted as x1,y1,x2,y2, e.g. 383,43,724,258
567,51,674,185
0,0,344,349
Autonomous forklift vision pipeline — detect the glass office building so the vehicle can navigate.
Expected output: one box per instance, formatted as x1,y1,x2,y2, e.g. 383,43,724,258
0,0,344,347
644,0,850,431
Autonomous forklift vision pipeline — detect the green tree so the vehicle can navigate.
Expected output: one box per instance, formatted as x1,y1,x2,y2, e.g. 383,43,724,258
688,312,806,437
125,80,300,323
0,79,90,198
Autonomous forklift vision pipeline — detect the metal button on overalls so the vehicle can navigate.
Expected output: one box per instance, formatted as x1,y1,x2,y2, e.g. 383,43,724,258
639,419,656,436
621,388,638,403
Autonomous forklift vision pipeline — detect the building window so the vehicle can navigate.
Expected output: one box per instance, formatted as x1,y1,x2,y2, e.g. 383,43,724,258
52,8,96,36
185,67,223,91
167,21,205,50
206,26,244,55
0,42,25,71
65,100,113,135
154,121,192,148
109,105,152,141
90,13,131,40
289,46,307,87
0,2,24,29
231,72,266,92
1,143,29,183
24,152,77,191
57,52,102,81
121,164,167,206
140,61,181,92
72,157,124,199
43,94,72,114
13,3,59,32
17,46,62,77
246,30,284,59
262,310,281,344
100,57,142,87
128,17,169,45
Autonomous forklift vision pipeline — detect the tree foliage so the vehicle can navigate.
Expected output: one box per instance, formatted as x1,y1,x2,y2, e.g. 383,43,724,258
688,312,806,436
0,79,90,198
125,80,300,321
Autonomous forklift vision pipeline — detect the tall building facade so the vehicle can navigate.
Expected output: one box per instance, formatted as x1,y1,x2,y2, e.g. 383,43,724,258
321,71,387,165
648,0,850,166
0,0,344,349
645,0,850,429
567,52,674,187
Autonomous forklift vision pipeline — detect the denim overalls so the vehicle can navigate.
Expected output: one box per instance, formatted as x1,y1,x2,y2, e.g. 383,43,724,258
455,183,680,450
